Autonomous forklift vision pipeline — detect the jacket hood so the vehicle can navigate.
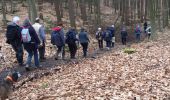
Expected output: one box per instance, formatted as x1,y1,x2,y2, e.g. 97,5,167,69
7,22,17,26
52,27,61,32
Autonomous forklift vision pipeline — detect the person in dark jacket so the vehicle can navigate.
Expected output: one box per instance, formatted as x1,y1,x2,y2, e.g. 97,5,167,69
96,28,104,50
79,28,90,57
143,21,148,36
104,27,112,50
22,18,40,69
66,28,78,59
121,27,128,45
108,25,115,47
6,16,24,66
52,23,65,60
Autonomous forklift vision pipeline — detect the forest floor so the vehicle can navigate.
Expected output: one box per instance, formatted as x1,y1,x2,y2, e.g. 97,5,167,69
0,29,169,100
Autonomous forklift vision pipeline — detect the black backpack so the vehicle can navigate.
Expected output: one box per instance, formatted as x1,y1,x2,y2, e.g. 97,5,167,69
66,32,75,44
6,25,18,43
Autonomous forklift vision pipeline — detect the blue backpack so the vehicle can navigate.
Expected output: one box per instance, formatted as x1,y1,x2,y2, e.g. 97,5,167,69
51,31,57,45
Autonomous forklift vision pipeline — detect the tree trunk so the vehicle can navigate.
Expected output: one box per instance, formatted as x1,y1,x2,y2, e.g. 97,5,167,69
68,0,76,28
79,0,87,24
27,0,38,23
1,0,7,26
55,0,62,23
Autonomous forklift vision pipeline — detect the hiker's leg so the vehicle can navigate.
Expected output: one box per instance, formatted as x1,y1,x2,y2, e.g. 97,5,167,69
68,44,73,58
84,43,88,57
26,50,33,66
39,42,45,60
148,34,151,40
98,40,101,49
124,38,127,45
56,46,62,60
11,42,23,64
101,40,103,48
73,43,77,58
38,46,43,60
121,38,124,45
33,49,39,67
62,46,65,59
16,44,24,65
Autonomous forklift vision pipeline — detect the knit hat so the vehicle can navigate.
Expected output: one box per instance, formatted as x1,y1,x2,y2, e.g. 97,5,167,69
23,18,31,27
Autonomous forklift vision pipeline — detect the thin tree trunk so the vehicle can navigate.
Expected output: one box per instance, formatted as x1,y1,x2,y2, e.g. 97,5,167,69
68,0,76,28
1,0,7,26
80,0,87,24
55,0,62,23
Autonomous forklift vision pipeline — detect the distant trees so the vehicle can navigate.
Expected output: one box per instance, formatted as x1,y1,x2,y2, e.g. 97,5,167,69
0,0,170,33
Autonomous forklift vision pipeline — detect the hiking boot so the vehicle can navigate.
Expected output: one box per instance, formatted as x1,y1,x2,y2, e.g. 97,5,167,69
25,64,31,71
55,57,58,60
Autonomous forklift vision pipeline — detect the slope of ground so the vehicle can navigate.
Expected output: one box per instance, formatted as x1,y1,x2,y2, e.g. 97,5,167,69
8,30,170,100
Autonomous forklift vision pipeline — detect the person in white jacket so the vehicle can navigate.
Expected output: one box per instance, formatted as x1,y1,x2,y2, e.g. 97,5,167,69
32,18,46,62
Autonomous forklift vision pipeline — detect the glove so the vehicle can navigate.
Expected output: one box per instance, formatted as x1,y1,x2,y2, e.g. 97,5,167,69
38,43,43,48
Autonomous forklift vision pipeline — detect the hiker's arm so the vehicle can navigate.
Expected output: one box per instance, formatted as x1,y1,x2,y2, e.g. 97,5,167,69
39,26,46,42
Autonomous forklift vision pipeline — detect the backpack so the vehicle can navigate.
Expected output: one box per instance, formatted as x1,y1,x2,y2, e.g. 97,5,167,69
96,31,102,40
51,31,57,45
135,27,141,33
65,32,75,44
105,31,110,41
6,26,18,43
21,28,31,43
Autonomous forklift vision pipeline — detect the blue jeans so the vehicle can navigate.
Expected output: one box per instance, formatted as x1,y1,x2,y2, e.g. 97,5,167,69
26,48,39,67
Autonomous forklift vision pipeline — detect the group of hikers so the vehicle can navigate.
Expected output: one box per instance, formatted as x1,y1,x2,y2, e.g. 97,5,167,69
5,16,152,70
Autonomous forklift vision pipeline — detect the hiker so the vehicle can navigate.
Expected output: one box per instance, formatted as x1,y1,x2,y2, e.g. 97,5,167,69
96,28,104,50
135,24,142,42
66,28,78,59
51,23,65,60
22,18,40,69
6,16,24,66
146,25,151,40
104,27,112,50
121,27,128,45
78,28,90,57
108,25,115,47
143,21,148,36
32,18,46,62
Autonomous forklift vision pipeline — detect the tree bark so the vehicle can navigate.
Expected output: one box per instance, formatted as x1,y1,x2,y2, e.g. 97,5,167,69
1,0,7,26
79,0,87,24
68,0,76,28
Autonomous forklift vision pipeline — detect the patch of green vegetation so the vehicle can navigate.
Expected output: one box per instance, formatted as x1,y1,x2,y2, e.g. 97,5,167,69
123,48,136,54
41,83,49,89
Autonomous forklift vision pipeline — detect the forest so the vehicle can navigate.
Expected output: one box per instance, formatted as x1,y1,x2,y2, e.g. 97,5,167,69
0,0,170,100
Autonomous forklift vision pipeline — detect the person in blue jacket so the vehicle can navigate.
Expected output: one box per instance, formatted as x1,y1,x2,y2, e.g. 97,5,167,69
51,23,65,60
135,24,142,42
79,28,90,57
108,25,115,47
103,27,112,50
